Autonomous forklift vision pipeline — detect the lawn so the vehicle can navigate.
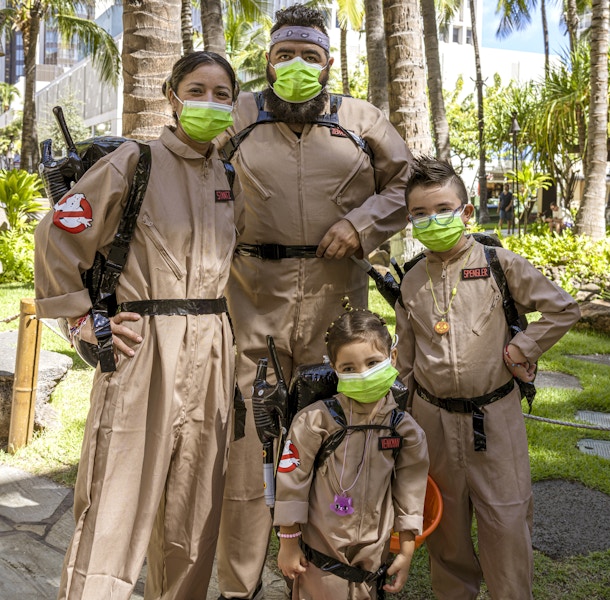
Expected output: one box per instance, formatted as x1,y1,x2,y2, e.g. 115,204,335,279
1,281,609,598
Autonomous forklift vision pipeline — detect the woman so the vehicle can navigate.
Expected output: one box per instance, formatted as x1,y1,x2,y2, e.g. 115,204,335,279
35,52,242,600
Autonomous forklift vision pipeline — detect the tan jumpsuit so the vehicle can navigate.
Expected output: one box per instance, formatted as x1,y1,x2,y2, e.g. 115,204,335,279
395,237,580,600
34,127,242,600
274,393,429,600
216,92,413,598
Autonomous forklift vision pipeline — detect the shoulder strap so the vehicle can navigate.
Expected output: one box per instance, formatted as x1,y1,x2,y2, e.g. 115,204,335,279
93,142,152,372
483,245,536,410
221,92,374,166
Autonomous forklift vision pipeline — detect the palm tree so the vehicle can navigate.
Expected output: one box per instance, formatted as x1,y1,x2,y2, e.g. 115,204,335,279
182,0,194,54
201,0,226,56
0,2,120,172
574,0,608,241
382,0,432,153
122,0,181,139
421,0,450,160
337,0,365,96
364,0,389,113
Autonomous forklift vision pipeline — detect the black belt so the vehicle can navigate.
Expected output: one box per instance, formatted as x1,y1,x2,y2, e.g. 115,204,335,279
117,298,227,316
302,542,388,596
235,243,319,260
416,379,515,452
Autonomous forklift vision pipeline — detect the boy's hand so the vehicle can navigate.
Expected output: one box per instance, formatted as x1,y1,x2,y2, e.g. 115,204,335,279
503,343,536,383
277,539,308,580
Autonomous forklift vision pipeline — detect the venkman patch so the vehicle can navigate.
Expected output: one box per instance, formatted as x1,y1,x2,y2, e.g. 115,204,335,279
462,266,491,280
378,436,403,451
215,189,234,203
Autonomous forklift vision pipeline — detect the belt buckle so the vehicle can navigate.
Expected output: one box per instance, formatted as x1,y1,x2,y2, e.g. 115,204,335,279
260,244,284,260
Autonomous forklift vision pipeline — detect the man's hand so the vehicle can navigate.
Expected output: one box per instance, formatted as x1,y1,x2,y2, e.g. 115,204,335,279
76,312,143,358
316,219,362,260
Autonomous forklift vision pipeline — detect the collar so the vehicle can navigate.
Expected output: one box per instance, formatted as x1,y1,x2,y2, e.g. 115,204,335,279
425,234,475,265
159,126,216,160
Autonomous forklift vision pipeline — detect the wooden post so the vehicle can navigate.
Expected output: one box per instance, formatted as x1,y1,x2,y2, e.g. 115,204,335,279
8,298,42,453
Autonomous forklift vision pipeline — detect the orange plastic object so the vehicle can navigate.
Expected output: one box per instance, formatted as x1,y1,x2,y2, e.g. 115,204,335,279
390,475,443,553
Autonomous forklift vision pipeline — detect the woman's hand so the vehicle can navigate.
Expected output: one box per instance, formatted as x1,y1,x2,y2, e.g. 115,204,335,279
72,312,143,358
277,538,308,580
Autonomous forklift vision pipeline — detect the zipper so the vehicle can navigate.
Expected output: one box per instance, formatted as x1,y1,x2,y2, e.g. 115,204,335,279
140,215,186,280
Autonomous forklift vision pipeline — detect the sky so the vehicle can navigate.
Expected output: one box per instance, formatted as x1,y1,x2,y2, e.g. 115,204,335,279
482,0,569,56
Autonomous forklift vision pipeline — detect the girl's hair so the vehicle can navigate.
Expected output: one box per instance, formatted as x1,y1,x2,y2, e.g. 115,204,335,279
325,298,392,364
162,51,239,102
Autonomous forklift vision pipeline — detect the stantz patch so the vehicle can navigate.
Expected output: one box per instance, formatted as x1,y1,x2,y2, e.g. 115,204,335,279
215,189,234,203
378,436,403,451
462,266,491,280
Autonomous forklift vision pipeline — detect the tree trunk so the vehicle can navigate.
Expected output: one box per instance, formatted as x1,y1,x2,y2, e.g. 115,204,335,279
182,0,194,55
565,0,579,53
20,12,41,173
382,0,432,154
541,0,549,78
365,0,389,114
341,27,350,95
575,0,608,241
122,0,182,139
201,0,226,57
420,0,450,160
469,0,488,223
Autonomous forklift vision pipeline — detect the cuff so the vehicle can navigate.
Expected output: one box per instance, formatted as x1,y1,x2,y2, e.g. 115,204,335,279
273,500,309,527
35,289,93,319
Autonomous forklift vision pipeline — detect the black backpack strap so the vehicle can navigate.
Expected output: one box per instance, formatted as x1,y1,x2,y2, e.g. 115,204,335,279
483,246,536,410
221,92,374,166
94,142,152,372
222,159,235,189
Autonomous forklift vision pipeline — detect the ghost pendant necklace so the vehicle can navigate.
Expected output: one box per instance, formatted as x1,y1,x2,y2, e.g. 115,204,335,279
426,244,474,335
330,399,375,516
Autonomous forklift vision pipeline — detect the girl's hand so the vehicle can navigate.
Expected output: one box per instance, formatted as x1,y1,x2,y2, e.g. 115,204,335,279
74,312,143,358
383,552,412,594
277,539,308,580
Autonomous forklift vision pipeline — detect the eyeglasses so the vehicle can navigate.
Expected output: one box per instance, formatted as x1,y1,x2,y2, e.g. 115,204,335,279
409,206,466,230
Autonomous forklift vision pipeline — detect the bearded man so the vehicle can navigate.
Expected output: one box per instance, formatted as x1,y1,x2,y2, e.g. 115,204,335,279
216,5,414,598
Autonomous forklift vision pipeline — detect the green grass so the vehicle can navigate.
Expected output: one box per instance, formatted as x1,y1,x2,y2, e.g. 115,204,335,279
1,282,610,598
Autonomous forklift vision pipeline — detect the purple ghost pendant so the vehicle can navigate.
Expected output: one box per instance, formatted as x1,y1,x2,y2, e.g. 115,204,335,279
330,494,354,516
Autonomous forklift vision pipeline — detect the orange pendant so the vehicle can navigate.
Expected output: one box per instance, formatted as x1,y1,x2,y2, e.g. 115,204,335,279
434,320,450,335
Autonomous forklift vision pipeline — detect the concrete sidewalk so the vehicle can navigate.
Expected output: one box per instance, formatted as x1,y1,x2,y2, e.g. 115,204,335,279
0,464,288,600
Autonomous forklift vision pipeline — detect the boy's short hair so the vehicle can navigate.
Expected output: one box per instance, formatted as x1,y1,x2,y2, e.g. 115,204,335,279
405,156,469,207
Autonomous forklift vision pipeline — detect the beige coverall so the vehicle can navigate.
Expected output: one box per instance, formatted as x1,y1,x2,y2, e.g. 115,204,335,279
217,92,412,598
274,392,429,600
34,128,241,600
395,237,580,600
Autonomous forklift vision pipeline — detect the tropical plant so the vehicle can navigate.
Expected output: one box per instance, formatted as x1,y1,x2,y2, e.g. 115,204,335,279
506,162,553,233
0,169,45,232
0,82,20,113
0,1,120,172
37,92,90,156
122,0,181,139
336,0,364,96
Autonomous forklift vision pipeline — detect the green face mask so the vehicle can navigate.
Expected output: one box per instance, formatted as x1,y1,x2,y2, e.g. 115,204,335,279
336,359,399,404
271,57,327,103
174,95,234,142
412,217,465,252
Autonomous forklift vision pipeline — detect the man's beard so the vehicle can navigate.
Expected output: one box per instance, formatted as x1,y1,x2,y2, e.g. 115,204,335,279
264,68,329,123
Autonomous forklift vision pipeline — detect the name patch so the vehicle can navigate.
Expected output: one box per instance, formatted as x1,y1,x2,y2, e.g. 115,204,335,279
462,266,490,280
330,127,348,138
215,189,234,203
378,436,403,451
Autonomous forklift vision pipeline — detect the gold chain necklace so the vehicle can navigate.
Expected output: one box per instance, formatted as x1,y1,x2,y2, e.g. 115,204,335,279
425,244,474,335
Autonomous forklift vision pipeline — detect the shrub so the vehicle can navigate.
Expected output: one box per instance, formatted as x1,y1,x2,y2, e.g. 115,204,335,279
503,230,610,296
0,169,46,283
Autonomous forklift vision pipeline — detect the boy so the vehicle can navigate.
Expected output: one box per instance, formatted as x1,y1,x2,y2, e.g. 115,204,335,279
395,157,580,599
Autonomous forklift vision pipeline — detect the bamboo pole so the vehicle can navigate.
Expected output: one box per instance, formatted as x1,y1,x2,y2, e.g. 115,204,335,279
8,298,42,453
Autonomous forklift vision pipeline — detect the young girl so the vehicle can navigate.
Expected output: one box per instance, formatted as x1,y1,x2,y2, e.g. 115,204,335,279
273,300,430,599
